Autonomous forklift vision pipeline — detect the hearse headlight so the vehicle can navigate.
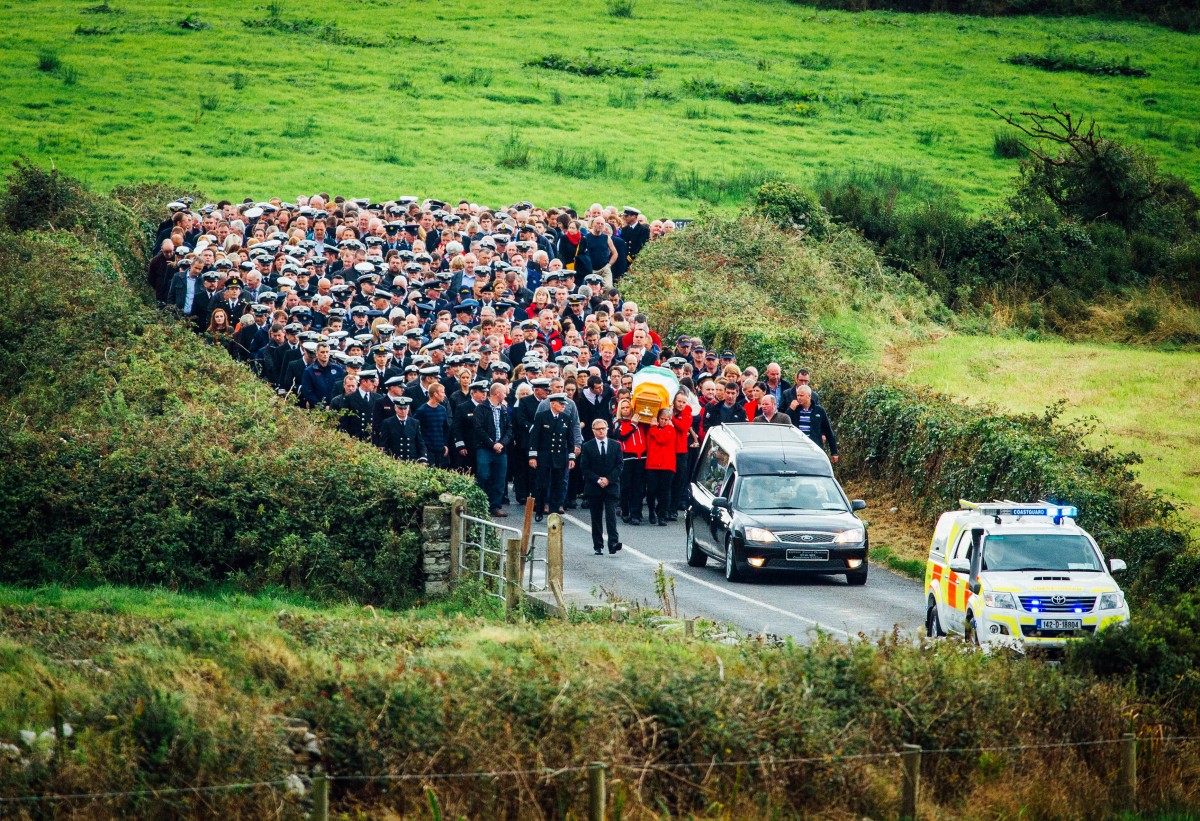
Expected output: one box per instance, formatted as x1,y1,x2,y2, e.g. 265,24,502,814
744,527,778,543
832,528,864,544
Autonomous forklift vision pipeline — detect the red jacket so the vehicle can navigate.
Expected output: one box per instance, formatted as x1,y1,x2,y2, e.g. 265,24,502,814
615,418,646,457
646,424,677,472
672,405,692,454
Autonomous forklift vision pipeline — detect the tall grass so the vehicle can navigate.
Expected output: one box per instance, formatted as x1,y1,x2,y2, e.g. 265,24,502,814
539,146,622,179
606,0,635,17
497,129,532,169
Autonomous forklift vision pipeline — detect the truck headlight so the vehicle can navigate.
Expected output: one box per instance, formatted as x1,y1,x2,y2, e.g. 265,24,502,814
832,528,864,544
1099,592,1125,610
744,527,777,543
984,592,1018,610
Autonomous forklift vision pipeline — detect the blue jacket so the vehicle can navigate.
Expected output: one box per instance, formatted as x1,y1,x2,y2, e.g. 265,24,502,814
300,361,345,408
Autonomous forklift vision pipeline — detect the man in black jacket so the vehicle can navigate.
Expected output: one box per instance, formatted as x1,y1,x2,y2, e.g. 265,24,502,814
473,382,513,516
579,418,623,555
702,380,748,430
785,385,838,463
341,370,379,440
510,380,547,504
375,397,427,463
620,207,650,263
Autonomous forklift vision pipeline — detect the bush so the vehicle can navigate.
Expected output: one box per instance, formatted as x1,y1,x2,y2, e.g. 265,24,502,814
751,181,831,238
682,76,818,105
0,166,484,606
1005,50,1149,77
993,129,1024,159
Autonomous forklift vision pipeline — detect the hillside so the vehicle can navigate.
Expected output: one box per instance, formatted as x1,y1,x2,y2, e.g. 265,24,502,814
2,0,1198,213
891,335,1200,520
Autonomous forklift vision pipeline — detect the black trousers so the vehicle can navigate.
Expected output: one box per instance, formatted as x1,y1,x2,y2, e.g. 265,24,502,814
586,493,620,551
671,453,689,512
645,469,674,522
620,458,645,521
511,447,530,501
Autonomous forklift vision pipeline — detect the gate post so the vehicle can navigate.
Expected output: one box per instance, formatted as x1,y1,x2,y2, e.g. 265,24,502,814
448,496,465,581
504,536,522,615
547,513,564,592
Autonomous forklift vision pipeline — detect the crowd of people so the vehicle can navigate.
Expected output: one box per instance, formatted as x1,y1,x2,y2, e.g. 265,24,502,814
146,194,837,555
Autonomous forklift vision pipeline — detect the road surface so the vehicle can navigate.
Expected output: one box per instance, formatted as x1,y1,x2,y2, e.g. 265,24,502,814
508,501,925,642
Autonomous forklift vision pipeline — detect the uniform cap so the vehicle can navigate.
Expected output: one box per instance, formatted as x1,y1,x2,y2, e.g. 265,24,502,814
548,392,568,402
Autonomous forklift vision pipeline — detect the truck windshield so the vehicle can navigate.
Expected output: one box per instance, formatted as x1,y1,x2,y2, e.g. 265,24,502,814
982,534,1103,572
734,475,847,512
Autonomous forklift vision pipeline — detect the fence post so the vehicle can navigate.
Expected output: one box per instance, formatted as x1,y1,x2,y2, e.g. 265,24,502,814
504,536,522,615
1118,732,1137,812
547,513,564,592
588,761,607,821
901,744,921,820
310,772,329,821
684,617,696,639
448,497,464,581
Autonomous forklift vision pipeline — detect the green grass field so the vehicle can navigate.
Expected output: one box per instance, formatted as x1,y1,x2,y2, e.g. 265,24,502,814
892,335,1200,520
2,0,1198,214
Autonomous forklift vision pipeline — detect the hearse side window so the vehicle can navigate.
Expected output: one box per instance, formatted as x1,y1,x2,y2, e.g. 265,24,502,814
698,443,730,497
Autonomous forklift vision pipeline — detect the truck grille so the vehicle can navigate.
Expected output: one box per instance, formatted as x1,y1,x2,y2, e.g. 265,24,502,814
776,532,835,544
1018,596,1096,613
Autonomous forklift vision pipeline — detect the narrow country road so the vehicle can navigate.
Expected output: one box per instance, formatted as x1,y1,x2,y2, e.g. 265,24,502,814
509,501,925,642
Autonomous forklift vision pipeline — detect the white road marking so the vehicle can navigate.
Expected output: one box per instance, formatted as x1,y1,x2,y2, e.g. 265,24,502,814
560,513,850,638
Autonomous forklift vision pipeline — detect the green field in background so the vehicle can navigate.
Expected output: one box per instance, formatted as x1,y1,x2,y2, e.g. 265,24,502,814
894,335,1200,520
1,0,1198,215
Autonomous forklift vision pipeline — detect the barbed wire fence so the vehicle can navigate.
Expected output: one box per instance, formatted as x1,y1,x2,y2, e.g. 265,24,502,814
3,735,1198,819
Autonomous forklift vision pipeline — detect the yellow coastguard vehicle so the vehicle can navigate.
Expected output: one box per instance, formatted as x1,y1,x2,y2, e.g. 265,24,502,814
924,500,1130,650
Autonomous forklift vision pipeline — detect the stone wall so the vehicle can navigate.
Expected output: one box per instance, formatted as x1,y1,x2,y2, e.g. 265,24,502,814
420,497,454,596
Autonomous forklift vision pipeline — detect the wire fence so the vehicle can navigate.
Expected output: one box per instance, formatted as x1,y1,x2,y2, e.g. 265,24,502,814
4,735,1198,805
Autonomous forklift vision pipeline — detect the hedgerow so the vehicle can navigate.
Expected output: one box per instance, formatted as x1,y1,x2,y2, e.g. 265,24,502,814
0,164,484,606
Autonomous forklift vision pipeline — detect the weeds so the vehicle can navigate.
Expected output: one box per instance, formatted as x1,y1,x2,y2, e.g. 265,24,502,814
81,0,123,13
683,102,709,119
550,87,564,105
36,51,60,73
388,74,415,93
915,126,946,146
756,56,773,72
199,94,220,112
606,0,635,18
497,129,531,169
992,129,1024,158
1004,49,1149,77
539,146,621,179
526,53,658,79
607,83,642,109
653,563,677,616
683,77,818,105
796,51,833,70
74,24,113,35
373,140,407,165
443,66,493,86
179,13,209,30
230,71,247,90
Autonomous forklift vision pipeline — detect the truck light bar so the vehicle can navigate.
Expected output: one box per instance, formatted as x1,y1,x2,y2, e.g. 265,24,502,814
959,499,1078,520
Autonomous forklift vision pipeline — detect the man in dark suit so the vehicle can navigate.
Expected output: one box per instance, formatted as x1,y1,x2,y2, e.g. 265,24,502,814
579,418,623,555
620,207,651,263
209,276,252,324
473,382,513,516
528,393,575,522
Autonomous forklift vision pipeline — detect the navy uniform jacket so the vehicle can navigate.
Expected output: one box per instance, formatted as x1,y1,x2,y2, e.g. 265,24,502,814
452,400,482,453
341,390,378,440
375,414,427,462
621,222,651,261
579,437,622,498
529,408,575,469
281,356,311,399
511,395,539,451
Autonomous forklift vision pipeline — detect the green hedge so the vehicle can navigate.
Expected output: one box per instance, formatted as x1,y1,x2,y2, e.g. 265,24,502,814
625,209,1196,604
0,166,484,606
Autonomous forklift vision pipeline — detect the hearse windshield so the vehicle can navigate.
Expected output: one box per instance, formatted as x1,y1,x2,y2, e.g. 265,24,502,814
733,475,847,513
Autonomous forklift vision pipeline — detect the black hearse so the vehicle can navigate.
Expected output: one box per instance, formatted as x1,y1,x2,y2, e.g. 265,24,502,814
686,423,869,584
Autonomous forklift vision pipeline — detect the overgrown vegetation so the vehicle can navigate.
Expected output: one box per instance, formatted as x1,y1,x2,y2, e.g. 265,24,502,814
525,53,659,79
816,109,1200,342
0,162,483,606
1005,49,1150,77
624,203,1196,607
682,76,819,105
786,0,1200,33
2,584,1199,818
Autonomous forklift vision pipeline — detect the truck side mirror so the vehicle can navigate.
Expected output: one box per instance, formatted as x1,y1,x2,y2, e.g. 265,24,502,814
1109,558,1127,574
851,499,867,511
948,558,970,574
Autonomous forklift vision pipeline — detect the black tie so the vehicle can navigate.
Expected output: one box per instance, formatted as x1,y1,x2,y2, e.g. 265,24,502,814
600,441,605,458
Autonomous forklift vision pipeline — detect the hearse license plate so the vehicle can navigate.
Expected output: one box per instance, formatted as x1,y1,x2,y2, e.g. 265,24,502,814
786,548,829,561
1038,619,1082,631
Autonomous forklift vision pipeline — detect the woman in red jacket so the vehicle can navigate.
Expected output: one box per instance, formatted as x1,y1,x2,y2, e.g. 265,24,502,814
612,397,647,525
669,392,693,522
644,408,678,527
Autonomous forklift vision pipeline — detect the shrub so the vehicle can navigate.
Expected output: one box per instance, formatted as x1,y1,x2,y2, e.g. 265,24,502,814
751,181,831,238
36,50,60,72
497,129,532,169
606,0,635,17
682,76,818,105
0,165,484,606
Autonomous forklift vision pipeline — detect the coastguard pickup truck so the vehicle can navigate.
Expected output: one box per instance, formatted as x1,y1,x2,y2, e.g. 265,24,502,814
924,500,1129,651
